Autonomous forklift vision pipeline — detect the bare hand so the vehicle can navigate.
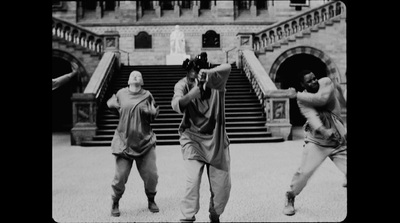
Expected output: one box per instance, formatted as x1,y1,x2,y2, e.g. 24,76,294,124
70,62,79,76
188,85,201,100
287,88,297,99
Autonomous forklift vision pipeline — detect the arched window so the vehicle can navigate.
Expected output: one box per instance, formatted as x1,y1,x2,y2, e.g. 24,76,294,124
135,32,152,49
202,30,220,48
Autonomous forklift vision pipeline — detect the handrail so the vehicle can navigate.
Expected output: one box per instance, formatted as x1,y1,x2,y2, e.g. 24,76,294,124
84,51,117,102
118,49,131,66
224,46,237,63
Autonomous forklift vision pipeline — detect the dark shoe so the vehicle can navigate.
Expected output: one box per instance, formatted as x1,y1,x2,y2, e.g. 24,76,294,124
180,216,196,222
111,200,120,217
148,200,159,213
209,213,220,223
283,191,295,216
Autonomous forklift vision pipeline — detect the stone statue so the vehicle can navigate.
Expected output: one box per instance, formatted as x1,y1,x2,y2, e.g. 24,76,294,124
170,25,185,55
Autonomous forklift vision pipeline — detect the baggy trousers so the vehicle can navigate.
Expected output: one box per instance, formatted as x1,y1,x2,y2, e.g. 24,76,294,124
180,154,231,218
111,146,158,201
290,142,347,196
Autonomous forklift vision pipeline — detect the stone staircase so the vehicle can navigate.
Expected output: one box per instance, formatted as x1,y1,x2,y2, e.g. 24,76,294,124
80,64,284,146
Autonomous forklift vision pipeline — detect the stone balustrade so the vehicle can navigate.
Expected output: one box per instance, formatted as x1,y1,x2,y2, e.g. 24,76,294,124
240,49,293,139
71,52,119,145
52,16,120,54
252,1,345,51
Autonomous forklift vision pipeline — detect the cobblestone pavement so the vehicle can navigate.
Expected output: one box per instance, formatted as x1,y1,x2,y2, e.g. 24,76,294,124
52,128,347,222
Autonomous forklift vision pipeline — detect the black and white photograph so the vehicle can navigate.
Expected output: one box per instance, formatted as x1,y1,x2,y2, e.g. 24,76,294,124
52,0,348,222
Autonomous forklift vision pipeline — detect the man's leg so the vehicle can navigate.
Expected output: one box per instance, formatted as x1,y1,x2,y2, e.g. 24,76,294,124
136,146,159,212
111,155,134,217
284,142,331,215
206,161,231,223
329,145,347,187
180,159,205,221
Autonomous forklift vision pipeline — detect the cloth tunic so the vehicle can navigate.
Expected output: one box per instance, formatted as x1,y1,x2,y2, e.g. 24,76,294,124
297,77,346,148
110,87,158,157
171,64,231,171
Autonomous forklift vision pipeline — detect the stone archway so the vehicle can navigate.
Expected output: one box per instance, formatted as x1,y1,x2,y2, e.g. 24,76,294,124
52,49,89,92
269,46,341,84
268,46,341,126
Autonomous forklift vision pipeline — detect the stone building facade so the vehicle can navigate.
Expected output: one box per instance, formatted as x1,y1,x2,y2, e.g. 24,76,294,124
53,0,331,65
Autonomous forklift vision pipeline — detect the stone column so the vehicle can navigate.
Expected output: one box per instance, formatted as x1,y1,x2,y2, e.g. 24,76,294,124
174,1,181,17
95,1,102,19
155,1,161,17
250,0,257,17
192,0,199,17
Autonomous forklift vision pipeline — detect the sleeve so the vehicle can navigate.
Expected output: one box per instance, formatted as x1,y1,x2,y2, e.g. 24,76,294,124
204,63,231,91
297,77,334,107
297,100,323,130
171,80,187,114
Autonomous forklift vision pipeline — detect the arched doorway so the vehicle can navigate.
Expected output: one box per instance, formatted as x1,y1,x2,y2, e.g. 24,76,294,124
275,54,328,126
52,57,77,132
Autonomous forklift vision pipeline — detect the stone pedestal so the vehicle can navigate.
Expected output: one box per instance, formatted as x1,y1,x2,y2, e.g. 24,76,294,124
266,123,292,140
166,54,190,65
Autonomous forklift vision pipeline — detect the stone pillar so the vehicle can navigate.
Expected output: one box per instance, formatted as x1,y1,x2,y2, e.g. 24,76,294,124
216,0,234,22
264,97,292,140
95,1,102,19
192,1,199,17
155,1,161,17
70,93,97,145
237,32,254,50
103,30,121,67
174,2,181,17
114,1,120,19
250,0,257,17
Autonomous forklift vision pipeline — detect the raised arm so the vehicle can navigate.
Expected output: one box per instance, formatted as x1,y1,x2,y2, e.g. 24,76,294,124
200,63,231,91
297,77,334,107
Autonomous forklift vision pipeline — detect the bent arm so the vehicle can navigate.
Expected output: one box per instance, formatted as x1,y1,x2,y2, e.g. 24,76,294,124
52,71,76,90
297,77,334,107
202,63,231,91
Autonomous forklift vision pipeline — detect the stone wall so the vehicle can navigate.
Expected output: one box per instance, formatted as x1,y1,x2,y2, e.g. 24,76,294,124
88,25,271,65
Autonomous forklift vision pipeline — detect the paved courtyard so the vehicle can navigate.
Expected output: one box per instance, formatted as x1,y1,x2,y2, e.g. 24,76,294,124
52,128,347,222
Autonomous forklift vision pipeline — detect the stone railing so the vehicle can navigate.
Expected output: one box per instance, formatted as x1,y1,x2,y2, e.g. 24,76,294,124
252,1,346,51
52,16,120,54
70,52,119,145
240,50,292,139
